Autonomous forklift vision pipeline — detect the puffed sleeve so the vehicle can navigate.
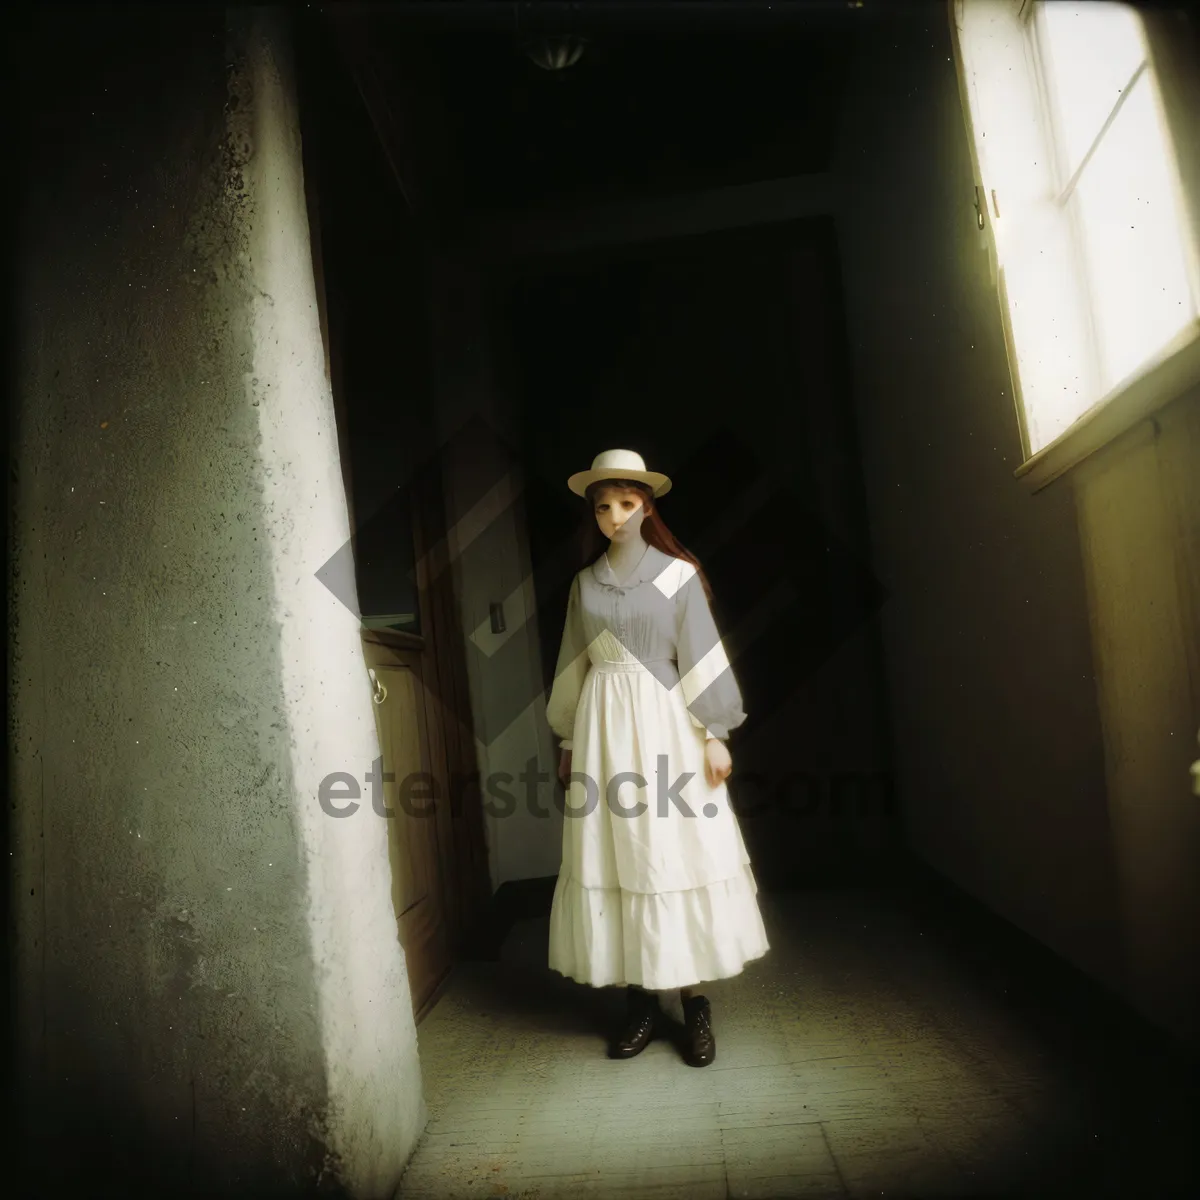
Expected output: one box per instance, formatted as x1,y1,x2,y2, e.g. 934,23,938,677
545,573,591,750
674,561,746,741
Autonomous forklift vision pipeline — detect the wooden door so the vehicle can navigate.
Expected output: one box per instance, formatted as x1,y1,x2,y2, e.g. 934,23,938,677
361,637,452,1021
356,454,493,1023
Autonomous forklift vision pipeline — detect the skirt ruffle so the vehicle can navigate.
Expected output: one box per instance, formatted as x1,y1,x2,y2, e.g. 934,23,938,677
547,864,770,991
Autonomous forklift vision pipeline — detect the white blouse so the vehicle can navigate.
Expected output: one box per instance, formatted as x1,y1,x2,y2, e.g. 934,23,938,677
546,543,747,750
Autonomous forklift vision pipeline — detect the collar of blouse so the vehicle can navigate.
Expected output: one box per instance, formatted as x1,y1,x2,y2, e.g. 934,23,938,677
591,542,674,591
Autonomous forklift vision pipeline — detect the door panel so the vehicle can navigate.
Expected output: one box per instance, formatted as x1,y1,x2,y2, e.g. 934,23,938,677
407,452,494,949
362,637,452,1021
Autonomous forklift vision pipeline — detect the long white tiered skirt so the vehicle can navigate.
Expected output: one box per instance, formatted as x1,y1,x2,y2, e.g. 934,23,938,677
547,654,770,991
548,864,769,990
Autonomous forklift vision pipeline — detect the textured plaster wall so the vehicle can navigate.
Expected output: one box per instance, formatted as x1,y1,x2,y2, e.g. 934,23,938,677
10,6,424,1195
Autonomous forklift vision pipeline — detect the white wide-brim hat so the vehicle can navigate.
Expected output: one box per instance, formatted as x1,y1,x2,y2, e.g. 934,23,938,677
567,448,672,497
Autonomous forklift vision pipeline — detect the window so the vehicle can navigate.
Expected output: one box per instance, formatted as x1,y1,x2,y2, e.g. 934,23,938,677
951,0,1200,459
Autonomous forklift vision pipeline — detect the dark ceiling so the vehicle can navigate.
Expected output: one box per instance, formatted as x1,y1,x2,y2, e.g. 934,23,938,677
426,29,857,212
346,8,859,219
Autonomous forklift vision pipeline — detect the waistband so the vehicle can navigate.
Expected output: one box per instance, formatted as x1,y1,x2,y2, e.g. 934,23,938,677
590,657,677,675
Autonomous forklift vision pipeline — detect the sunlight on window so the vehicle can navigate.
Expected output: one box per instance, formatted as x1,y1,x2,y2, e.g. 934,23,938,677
1073,65,1197,391
999,203,1096,452
951,0,1199,457
1038,2,1144,181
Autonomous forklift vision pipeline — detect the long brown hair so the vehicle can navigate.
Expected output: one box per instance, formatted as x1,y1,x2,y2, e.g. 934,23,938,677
579,478,716,606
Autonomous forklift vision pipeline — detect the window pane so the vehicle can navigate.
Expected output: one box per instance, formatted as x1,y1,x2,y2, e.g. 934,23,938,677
1002,206,1098,452
1038,1,1146,182
1074,69,1198,391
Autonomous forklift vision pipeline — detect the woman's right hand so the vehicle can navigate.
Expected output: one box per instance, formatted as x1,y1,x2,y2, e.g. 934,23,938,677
558,748,572,786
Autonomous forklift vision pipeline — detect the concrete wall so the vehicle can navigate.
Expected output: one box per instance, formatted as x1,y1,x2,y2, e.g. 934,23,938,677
10,7,424,1194
835,8,1199,1046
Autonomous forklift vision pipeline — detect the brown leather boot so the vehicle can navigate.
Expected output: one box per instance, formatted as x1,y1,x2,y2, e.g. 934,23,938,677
681,994,716,1067
608,986,661,1059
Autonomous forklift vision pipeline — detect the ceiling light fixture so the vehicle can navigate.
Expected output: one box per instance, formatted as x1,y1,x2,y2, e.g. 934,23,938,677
523,33,586,71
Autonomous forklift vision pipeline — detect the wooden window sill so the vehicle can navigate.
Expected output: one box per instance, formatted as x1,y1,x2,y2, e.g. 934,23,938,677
1015,322,1200,492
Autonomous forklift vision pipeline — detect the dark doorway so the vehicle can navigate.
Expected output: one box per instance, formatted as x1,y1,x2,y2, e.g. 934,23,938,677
490,216,897,888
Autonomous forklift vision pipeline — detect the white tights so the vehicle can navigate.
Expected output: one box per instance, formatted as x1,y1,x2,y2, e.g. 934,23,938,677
635,985,702,1002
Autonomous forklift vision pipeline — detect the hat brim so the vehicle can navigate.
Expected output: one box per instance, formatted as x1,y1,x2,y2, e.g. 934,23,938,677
567,469,672,498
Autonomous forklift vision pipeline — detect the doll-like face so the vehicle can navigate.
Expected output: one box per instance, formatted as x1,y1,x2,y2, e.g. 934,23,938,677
593,485,648,543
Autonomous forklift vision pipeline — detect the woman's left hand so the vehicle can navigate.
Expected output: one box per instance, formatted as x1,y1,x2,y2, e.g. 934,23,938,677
704,738,732,787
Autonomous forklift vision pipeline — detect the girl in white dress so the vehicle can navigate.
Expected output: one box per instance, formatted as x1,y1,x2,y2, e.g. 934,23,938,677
545,449,770,1066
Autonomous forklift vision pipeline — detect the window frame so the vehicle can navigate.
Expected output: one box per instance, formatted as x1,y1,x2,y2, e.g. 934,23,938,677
1024,0,1107,413
950,0,1200,491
